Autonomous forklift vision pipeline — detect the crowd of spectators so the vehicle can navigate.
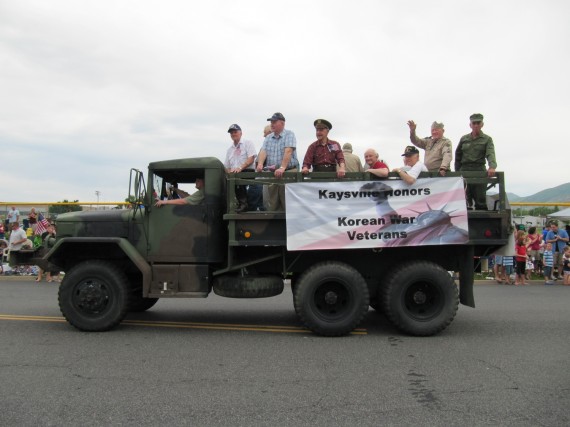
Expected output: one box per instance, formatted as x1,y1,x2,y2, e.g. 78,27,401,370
1,208,56,277
492,221,570,285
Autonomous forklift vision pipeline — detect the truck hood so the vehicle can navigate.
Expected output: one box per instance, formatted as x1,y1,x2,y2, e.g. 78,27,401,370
56,209,143,238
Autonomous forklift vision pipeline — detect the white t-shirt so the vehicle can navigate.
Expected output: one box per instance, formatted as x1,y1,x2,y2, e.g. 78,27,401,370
224,139,257,170
7,209,20,223
9,228,27,250
401,161,428,179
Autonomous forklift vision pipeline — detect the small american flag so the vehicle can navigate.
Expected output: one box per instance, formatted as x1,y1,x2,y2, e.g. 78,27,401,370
35,213,50,235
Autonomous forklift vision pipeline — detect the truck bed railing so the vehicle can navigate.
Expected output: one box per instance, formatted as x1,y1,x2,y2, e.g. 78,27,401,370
225,171,508,214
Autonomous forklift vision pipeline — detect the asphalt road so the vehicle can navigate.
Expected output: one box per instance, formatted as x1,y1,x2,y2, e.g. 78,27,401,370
0,278,569,426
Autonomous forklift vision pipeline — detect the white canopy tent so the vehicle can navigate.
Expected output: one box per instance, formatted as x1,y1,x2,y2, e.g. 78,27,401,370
548,207,570,221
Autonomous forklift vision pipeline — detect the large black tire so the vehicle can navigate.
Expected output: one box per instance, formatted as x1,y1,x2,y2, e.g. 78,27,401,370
213,275,284,298
58,260,130,331
382,261,458,336
294,261,369,336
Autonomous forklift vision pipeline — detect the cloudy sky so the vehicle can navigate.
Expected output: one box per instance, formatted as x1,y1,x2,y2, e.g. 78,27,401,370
1,0,569,204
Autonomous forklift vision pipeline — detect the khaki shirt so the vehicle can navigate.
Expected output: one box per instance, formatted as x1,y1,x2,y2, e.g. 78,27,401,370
454,132,497,171
410,136,453,172
343,151,364,172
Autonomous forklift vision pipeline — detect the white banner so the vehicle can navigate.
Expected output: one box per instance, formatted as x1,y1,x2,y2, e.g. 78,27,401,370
285,178,469,251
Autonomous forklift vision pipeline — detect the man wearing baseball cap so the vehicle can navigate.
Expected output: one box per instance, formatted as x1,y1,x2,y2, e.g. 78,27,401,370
392,146,428,185
224,124,257,213
455,113,497,210
302,119,346,178
407,120,453,175
256,112,299,211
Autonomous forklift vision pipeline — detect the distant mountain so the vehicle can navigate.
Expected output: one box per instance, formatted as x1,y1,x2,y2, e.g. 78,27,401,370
506,192,523,202
505,182,570,203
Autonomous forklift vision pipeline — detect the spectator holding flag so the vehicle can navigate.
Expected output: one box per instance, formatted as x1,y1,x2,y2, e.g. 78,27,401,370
34,212,50,236
28,208,38,233
35,223,60,282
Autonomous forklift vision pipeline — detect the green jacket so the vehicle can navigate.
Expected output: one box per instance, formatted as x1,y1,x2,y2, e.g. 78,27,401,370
454,132,497,171
184,189,205,205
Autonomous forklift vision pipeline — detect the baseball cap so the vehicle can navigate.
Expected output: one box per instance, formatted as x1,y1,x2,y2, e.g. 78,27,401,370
267,112,286,121
402,146,420,156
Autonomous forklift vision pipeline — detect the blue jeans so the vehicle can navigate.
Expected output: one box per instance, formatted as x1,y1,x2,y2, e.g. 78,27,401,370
247,184,265,211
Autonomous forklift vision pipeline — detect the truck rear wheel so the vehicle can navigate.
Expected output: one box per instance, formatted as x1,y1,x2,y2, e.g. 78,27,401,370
58,260,130,331
294,261,369,336
382,261,458,336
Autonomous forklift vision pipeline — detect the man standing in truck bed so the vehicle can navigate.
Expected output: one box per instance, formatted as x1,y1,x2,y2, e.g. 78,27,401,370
224,124,257,213
256,112,299,211
455,113,497,210
301,119,346,178
342,143,364,172
407,120,452,175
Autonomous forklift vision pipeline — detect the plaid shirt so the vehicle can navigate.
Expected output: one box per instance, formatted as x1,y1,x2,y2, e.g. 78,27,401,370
260,129,299,169
302,139,345,169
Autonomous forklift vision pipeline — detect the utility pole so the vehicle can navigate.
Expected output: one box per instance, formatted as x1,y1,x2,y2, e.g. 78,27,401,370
95,191,101,210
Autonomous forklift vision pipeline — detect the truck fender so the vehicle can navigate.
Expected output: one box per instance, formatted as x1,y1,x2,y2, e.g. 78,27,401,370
46,237,151,296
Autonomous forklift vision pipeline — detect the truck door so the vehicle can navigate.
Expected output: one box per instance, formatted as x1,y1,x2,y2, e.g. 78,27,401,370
147,195,209,263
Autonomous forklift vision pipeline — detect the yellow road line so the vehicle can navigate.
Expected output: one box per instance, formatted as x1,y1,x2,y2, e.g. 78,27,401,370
0,314,367,335
0,314,64,320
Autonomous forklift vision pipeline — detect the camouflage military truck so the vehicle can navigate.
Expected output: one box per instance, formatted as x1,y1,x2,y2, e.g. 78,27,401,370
11,157,511,336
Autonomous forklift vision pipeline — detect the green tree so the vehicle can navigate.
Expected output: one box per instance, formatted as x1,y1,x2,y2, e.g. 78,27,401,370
528,206,559,217
48,200,83,215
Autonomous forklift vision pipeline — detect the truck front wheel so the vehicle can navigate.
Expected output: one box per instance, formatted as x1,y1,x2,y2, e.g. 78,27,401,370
294,261,369,336
58,260,130,331
382,261,458,336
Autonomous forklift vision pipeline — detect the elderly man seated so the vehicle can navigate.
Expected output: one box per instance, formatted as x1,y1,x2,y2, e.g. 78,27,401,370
364,148,390,178
392,146,428,185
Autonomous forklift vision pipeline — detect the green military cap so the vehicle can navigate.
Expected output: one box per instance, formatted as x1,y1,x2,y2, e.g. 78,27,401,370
431,121,444,129
470,113,484,122
314,119,332,130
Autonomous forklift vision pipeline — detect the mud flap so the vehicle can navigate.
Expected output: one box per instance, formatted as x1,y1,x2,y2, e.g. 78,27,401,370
458,245,475,308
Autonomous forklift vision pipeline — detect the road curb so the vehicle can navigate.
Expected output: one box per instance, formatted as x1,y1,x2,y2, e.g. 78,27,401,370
0,275,38,282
